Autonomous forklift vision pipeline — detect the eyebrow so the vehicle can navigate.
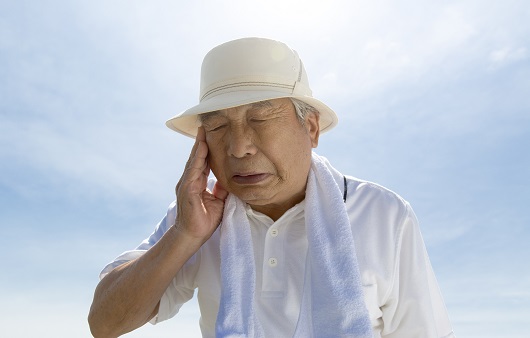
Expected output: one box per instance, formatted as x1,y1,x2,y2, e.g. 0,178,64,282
199,110,222,123
199,100,274,123
249,100,273,110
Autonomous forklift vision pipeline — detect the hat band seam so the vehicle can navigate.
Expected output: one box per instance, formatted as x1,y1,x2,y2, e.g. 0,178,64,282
201,81,295,101
297,59,303,82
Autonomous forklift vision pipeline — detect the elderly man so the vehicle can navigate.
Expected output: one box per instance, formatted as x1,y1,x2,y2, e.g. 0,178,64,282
88,38,455,338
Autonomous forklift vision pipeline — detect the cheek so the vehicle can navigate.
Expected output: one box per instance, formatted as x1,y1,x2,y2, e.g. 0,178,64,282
208,156,228,187
205,140,224,173
273,137,312,177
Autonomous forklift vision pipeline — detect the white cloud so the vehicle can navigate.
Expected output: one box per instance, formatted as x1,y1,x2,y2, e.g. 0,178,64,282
489,46,528,68
0,115,185,207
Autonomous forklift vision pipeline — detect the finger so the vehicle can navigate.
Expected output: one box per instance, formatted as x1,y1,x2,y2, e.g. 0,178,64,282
189,140,208,172
177,127,208,195
196,125,206,142
183,139,211,196
212,181,229,201
202,155,211,176
196,126,213,177
184,130,209,175
192,127,210,172
183,126,204,169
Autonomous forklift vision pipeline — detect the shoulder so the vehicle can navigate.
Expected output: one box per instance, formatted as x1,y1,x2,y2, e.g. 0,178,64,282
315,153,410,218
342,176,416,266
344,175,411,220
342,176,420,292
315,153,412,231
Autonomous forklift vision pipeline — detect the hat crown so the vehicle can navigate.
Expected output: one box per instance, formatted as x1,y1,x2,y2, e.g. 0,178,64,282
199,38,312,101
165,37,338,138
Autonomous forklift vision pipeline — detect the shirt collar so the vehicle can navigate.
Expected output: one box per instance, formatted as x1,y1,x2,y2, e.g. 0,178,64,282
245,200,306,227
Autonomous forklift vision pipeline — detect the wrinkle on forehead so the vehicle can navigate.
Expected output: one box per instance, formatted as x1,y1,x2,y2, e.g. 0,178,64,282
199,100,284,124
248,100,273,110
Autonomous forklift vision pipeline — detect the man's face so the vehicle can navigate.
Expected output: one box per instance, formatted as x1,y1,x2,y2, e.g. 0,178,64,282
201,98,320,219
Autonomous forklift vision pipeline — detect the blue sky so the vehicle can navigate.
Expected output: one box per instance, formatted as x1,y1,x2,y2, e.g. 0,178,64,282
1,0,529,337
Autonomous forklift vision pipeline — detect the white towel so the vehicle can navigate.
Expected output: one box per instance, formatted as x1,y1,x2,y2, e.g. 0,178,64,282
216,153,372,337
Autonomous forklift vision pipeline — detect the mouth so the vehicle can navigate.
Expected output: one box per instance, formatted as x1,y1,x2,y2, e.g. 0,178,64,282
231,173,271,185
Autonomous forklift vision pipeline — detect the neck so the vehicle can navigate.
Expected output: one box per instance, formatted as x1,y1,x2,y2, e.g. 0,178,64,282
248,193,305,221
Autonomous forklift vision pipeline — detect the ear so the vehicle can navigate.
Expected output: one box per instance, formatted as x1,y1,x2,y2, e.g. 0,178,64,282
305,112,320,148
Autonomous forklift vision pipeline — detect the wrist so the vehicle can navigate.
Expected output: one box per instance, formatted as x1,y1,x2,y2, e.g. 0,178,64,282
171,221,212,248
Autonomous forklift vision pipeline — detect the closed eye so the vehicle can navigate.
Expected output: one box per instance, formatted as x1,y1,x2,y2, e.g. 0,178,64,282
206,124,227,132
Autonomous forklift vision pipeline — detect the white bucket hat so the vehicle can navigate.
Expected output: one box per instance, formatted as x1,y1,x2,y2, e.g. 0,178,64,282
166,37,338,138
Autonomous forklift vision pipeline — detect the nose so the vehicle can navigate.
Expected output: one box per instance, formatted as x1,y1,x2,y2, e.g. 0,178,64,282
227,124,257,158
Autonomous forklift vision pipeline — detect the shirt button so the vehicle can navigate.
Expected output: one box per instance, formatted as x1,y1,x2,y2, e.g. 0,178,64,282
270,229,279,237
268,258,278,267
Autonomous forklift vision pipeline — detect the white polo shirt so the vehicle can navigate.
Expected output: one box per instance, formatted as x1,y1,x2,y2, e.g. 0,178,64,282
101,176,455,338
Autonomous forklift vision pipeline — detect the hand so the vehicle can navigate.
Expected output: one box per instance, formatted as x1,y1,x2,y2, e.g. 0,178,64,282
175,126,228,241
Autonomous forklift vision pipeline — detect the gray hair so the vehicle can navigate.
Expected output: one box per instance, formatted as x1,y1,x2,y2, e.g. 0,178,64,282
290,98,320,126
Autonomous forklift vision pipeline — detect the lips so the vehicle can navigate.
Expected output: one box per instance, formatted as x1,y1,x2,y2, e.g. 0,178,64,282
231,173,271,185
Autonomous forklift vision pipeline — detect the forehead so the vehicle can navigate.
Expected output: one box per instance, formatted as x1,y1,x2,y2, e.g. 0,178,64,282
199,99,291,122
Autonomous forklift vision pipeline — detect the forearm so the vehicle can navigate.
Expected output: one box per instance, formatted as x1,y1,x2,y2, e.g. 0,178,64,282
88,125,227,337
88,225,205,338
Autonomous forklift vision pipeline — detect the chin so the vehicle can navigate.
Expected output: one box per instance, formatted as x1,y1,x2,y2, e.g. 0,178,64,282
229,187,273,205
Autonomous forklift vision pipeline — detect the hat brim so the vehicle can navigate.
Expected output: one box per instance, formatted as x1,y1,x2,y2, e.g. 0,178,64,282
166,91,338,138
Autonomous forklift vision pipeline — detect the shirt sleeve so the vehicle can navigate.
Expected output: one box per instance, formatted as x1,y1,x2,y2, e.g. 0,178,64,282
98,200,199,325
381,203,455,338
99,201,177,279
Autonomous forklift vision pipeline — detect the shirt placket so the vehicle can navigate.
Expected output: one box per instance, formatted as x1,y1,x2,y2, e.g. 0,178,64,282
261,222,285,298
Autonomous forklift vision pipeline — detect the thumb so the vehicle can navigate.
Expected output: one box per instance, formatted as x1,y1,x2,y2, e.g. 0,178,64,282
212,181,229,201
